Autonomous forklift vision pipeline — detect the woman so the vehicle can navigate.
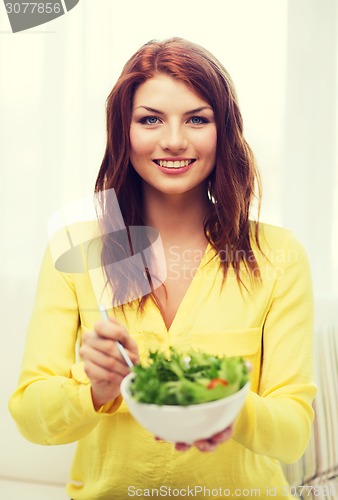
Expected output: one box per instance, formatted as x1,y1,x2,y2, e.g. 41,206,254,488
9,38,316,499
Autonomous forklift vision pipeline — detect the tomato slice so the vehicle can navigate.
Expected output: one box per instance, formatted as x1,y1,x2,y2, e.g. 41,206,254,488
207,378,228,389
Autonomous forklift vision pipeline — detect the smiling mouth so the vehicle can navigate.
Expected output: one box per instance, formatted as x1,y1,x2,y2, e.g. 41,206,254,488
153,159,196,169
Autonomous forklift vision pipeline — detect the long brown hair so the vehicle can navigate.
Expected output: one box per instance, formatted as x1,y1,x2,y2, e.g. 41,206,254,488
95,37,262,309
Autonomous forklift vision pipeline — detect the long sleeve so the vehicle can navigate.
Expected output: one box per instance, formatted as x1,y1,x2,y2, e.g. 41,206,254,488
232,229,317,463
8,246,121,445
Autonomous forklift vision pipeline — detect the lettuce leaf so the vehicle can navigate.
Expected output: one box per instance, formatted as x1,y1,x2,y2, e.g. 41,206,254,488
129,348,249,406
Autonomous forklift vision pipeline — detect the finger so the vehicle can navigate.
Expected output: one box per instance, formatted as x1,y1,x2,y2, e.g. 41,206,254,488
82,333,139,366
80,343,131,377
82,332,126,358
174,442,192,452
93,319,127,341
93,320,140,359
209,424,234,445
83,359,124,385
194,440,217,452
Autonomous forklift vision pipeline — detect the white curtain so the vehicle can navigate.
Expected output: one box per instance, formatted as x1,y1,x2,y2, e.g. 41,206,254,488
282,0,338,298
0,0,337,485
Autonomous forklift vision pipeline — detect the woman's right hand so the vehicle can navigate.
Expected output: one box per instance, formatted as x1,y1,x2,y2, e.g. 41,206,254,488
79,318,139,410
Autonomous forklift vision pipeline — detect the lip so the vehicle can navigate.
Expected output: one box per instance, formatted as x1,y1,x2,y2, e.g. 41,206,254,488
152,159,196,175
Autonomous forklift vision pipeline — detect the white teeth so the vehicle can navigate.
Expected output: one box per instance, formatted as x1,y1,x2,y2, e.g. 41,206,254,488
158,160,192,168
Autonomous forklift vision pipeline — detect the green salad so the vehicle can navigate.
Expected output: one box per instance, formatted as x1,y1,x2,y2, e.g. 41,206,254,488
129,348,249,406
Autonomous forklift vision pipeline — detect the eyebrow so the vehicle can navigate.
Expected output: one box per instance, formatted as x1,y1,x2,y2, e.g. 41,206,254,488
134,105,213,116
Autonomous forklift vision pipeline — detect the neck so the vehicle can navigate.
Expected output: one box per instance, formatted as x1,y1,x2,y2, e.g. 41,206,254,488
143,185,210,241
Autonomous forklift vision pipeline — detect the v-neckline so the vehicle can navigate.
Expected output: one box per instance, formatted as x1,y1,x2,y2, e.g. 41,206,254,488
158,242,212,334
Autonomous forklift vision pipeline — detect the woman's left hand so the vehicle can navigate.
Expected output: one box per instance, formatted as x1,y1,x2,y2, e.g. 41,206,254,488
155,423,234,452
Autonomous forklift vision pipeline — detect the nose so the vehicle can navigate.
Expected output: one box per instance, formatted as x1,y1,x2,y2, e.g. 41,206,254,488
159,123,188,152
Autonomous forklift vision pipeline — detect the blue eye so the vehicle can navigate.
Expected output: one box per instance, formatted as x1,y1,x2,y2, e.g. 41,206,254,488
188,116,208,125
140,116,159,125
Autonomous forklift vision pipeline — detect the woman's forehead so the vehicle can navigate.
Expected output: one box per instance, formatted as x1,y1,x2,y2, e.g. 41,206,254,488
132,74,212,112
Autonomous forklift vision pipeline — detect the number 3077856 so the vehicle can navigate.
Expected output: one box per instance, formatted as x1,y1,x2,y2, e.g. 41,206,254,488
5,3,62,14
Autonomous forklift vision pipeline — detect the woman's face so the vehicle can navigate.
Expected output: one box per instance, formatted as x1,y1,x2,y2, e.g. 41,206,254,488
129,73,217,197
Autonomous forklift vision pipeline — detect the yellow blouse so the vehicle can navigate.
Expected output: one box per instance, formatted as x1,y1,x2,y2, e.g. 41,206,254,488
8,222,317,499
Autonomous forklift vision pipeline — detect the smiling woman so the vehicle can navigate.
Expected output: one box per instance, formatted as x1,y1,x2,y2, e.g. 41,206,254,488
130,74,217,192
8,37,317,500
96,38,262,313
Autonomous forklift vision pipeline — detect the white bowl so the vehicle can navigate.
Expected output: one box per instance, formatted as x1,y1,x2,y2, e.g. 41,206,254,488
120,373,250,444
